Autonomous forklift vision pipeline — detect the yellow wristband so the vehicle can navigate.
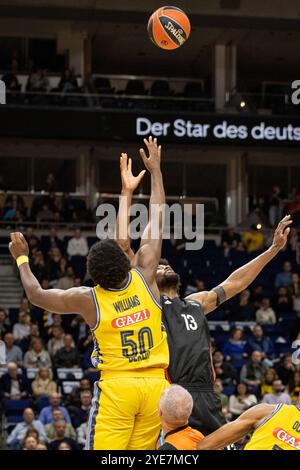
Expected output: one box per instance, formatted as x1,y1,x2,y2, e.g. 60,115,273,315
16,255,29,268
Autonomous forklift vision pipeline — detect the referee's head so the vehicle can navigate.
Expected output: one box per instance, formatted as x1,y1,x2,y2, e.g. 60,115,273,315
158,384,193,429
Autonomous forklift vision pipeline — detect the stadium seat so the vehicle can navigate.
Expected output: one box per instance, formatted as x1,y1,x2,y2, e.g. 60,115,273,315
57,368,84,380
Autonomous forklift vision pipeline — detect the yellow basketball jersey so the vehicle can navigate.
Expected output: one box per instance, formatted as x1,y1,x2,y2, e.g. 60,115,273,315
90,268,169,373
244,404,300,450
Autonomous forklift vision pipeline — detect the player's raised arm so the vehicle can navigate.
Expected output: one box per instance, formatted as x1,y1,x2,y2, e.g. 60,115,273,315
197,403,275,450
186,215,293,315
8,232,96,327
133,137,164,299
115,152,145,261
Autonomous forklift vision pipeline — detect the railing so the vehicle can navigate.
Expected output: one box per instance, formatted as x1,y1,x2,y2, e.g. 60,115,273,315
4,89,215,111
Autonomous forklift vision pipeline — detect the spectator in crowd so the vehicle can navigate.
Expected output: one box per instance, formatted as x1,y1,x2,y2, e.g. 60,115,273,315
261,368,278,397
2,71,20,95
6,408,46,449
58,69,79,93
0,362,28,399
47,314,63,338
31,366,57,398
45,410,76,442
66,228,88,279
268,185,284,228
36,443,48,450
255,298,276,324
213,379,231,422
262,379,292,405
275,353,297,386
287,371,300,403
228,383,258,419
0,308,11,336
246,325,275,363
41,228,64,257
273,286,293,315
23,338,52,369
19,323,40,353
25,226,40,253
20,297,35,320
26,68,50,93
288,272,300,296
222,328,247,369
288,193,300,226
184,279,206,297
228,290,255,321
57,440,72,450
275,261,293,288
77,421,88,448
36,204,54,223
213,351,237,386
57,265,76,290
47,247,63,281
69,316,90,346
45,173,57,193
157,385,204,450
12,311,31,342
47,325,65,358
288,227,299,252
48,419,79,450
22,434,39,451
221,228,242,257
242,225,265,253
251,285,264,309
31,250,48,282
53,334,79,369
72,390,92,428
38,392,71,425
3,332,23,366
240,351,267,391
65,378,92,411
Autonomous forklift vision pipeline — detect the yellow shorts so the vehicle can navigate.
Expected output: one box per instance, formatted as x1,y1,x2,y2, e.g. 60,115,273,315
85,370,169,450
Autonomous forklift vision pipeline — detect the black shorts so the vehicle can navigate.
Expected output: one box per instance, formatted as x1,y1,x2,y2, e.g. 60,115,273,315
182,385,226,436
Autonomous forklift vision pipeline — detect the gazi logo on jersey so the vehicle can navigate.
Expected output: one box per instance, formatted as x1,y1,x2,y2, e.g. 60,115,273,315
112,309,150,329
272,427,300,450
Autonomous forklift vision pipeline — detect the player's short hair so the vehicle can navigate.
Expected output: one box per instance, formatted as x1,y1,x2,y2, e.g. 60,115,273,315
158,258,169,266
87,239,131,290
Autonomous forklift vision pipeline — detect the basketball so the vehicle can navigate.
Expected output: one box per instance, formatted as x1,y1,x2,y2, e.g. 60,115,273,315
147,6,191,50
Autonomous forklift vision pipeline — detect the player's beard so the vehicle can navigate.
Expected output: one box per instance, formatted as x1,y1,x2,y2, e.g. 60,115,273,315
157,272,181,291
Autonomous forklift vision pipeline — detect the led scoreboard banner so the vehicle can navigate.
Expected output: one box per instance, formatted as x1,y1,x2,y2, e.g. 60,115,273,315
1,106,300,146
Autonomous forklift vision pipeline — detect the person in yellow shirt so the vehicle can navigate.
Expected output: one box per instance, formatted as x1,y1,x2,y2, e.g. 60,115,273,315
242,225,265,252
198,399,300,450
8,136,169,450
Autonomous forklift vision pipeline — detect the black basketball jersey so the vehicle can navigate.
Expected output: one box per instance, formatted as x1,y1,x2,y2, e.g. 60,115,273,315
161,295,215,386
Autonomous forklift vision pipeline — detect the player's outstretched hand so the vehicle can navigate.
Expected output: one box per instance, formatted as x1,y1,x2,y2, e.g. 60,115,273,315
9,232,29,260
271,214,293,251
120,153,146,193
139,136,161,173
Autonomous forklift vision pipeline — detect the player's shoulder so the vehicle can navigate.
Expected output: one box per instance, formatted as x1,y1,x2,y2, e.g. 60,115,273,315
244,402,277,425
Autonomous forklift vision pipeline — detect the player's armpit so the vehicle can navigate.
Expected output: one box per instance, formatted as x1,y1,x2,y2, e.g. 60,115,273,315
197,404,274,450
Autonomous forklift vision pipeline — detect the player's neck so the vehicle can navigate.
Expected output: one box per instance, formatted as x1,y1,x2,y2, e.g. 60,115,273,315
160,288,179,299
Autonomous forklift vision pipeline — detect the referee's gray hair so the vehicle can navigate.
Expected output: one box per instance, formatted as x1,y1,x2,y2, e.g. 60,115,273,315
159,385,193,424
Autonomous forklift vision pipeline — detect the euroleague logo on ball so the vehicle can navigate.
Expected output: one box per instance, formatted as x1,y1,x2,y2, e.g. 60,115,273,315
147,6,191,50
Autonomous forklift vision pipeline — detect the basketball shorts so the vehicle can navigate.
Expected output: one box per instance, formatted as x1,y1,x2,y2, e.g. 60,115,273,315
85,369,169,450
185,385,226,435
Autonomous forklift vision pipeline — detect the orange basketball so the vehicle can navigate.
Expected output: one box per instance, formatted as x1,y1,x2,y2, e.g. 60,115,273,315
147,6,191,50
